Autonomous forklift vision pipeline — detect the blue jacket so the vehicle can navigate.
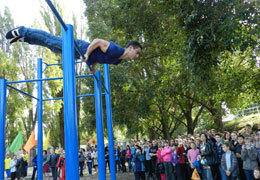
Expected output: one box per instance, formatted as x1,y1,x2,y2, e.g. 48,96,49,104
133,154,145,172
32,155,37,167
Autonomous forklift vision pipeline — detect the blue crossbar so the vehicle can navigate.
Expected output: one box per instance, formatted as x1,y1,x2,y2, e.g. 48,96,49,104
7,85,38,100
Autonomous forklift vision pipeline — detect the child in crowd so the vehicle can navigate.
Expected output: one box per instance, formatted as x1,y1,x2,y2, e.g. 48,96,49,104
187,142,200,176
221,142,239,180
254,167,260,180
241,137,258,180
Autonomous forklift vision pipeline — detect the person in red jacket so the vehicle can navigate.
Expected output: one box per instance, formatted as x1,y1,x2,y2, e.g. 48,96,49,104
176,141,186,180
56,152,66,180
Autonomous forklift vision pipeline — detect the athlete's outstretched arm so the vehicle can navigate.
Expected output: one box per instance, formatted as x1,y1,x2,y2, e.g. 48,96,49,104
81,39,110,62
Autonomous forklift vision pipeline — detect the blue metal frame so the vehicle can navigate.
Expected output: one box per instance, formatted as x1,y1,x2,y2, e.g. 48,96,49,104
104,64,116,179
62,24,80,180
0,79,7,180
37,58,43,180
0,1,116,180
94,71,106,180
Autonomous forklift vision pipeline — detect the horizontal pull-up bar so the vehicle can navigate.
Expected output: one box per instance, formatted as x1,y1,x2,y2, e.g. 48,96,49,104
45,0,108,93
7,85,38,100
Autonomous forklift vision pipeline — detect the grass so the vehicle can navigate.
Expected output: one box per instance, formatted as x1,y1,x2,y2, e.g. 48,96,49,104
224,113,260,132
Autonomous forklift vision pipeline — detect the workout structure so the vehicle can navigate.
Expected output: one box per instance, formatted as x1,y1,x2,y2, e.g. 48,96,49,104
0,0,142,179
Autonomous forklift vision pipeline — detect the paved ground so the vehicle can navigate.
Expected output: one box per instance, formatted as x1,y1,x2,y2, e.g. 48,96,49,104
5,167,135,180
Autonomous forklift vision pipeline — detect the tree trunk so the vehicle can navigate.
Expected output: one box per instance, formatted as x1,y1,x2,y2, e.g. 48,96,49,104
161,119,170,140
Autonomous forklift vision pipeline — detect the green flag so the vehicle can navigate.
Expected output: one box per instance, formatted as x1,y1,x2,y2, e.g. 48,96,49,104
9,131,23,153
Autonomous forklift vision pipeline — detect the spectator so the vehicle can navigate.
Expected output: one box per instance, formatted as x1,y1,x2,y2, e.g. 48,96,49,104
241,137,258,180
221,142,239,179
5,154,11,178
16,154,27,180
10,154,17,180
43,150,49,180
126,145,132,172
161,141,174,180
144,143,151,178
188,142,200,176
215,133,226,180
200,133,219,180
244,124,253,138
86,148,93,176
254,167,260,180
31,154,37,180
236,135,246,180
23,150,28,177
149,140,160,180
115,145,121,173
105,146,110,172
92,147,98,173
157,145,166,180
176,140,185,180
223,131,231,142
120,145,127,172
56,152,65,180
254,130,260,165
49,148,59,180
133,147,146,180
79,148,85,177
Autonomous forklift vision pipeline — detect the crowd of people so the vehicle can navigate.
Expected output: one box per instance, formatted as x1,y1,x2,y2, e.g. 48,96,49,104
4,123,260,180
120,124,260,180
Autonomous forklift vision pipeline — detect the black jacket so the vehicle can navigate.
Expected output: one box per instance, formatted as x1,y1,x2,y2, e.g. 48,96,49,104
49,153,59,167
201,140,218,165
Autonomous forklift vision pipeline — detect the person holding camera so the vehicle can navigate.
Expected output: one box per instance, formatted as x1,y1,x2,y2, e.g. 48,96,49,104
133,147,146,180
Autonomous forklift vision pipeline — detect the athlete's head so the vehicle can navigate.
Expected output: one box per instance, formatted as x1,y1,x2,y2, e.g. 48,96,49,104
125,41,142,60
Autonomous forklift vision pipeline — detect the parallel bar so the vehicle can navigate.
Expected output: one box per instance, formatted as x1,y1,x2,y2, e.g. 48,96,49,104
7,85,38,100
7,77,63,84
0,79,7,180
62,24,79,180
42,97,64,101
46,60,82,67
94,71,106,180
37,58,43,180
76,94,95,98
76,74,93,78
45,0,67,31
7,74,93,84
104,64,116,180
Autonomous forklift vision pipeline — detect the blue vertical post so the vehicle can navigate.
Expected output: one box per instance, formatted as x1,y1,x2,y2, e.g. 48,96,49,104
94,71,106,180
0,79,6,180
62,24,79,180
104,64,116,180
37,58,43,180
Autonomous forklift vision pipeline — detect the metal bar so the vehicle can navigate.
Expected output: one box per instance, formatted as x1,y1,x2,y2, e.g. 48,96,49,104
76,94,95,98
7,85,38,100
62,24,79,180
104,64,116,180
0,79,7,180
7,74,93,84
7,77,63,84
42,97,64,101
76,74,93,78
43,60,82,67
94,71,106,180
37,58,43,180
45,0,67,31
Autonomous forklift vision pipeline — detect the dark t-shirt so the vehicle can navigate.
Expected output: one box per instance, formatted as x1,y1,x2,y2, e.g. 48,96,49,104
81,41,125,65
149,146,158,161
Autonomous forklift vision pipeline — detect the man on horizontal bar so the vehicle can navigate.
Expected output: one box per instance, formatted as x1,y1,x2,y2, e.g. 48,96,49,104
6,26,142,74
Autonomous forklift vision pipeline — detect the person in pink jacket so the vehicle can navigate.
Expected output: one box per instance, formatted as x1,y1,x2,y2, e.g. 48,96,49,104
157,145,166,180
161,142,175,180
